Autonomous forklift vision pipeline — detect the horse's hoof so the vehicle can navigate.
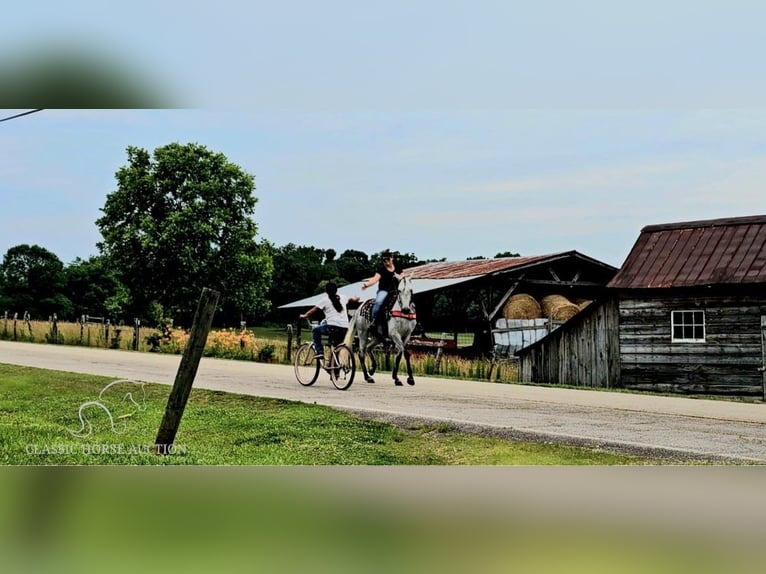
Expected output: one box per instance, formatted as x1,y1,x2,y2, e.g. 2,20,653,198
407,377,415,386
394,379,403,386
366,377,375,384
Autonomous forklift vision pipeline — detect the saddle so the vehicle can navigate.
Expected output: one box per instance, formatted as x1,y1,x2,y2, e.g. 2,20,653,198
359,293,397,338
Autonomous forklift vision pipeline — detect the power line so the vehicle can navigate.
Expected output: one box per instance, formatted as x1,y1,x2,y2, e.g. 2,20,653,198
0,109,44,123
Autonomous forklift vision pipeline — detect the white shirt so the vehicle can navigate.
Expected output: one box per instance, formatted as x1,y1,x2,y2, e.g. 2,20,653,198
316,294,349,328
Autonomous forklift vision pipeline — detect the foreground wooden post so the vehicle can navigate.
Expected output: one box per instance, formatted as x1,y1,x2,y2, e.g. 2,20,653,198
154,288,220,455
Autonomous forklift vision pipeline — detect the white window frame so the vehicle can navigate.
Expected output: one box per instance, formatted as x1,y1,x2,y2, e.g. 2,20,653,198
671,310,706,343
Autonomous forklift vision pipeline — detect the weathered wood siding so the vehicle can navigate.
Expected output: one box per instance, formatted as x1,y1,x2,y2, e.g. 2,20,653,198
518,298,620,388
619,293,766,397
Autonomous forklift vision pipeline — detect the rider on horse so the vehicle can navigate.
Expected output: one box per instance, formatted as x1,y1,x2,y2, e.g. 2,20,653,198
361,249,401,336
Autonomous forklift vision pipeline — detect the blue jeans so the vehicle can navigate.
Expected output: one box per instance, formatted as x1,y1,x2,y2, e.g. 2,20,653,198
371,290,388,322
311,324,345,355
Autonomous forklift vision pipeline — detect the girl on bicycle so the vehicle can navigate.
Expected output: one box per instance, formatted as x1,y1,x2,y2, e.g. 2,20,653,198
300,282,358,358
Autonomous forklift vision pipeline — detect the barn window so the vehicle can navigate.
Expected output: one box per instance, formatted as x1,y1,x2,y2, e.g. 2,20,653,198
671,310,705,342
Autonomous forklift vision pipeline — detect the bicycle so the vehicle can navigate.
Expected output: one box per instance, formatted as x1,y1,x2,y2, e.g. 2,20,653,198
294,320,356,390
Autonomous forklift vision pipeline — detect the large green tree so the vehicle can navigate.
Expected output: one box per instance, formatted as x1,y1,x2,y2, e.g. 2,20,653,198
0,244,73,319
96,142,273,326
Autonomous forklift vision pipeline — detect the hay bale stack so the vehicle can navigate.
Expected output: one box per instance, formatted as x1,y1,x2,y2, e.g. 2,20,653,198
540,294,580,322
502,293,542,320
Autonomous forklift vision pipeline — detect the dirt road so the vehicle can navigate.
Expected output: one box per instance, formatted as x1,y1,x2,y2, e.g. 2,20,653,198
3,340,766,462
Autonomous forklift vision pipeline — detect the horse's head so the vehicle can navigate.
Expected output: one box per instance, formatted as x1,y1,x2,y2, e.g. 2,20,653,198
396,275,414,314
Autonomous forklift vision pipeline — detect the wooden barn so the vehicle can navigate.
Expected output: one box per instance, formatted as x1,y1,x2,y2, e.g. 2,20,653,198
518,215,766,399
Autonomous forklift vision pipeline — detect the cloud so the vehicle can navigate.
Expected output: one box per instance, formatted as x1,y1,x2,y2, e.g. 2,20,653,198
472,160,692,196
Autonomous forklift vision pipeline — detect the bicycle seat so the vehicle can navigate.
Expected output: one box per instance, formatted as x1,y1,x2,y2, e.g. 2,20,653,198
326,326,347,346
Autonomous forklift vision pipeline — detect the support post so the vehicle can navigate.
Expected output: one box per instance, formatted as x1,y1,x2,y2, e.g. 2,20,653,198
154,288,219,454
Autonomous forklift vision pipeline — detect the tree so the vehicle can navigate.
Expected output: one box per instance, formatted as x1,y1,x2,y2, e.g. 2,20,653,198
0,244,73,318
368,250,424,272
64,255,124,319
266,243,326,308
495,251,520,258
335,249,370,283
96,143,273,326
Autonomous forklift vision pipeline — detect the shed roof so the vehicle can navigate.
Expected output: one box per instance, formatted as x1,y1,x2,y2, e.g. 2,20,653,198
278,275,482,309
279,251,616,309
608,215,766,289
401,254,552,279
402,251,615,279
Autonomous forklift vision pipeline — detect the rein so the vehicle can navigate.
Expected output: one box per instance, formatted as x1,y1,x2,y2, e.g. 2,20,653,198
391,309,416,320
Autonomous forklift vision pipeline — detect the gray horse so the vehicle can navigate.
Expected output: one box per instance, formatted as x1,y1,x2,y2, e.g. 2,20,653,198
344,275,417,386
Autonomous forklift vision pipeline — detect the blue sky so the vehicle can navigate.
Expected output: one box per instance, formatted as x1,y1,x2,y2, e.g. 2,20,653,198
2,2,766,268
3,108,766,269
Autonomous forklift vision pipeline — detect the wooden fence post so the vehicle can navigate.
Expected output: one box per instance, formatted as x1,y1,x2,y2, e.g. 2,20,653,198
104,319,110,348
13,312,17,340
154,287,220,455
133,318,140,351
50,313,58,343
24,311,32,337
80,315,85,344
286,324,293,362
3,311,7,337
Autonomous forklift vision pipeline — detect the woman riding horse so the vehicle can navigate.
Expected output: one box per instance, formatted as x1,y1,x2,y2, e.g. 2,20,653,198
348,274,417,386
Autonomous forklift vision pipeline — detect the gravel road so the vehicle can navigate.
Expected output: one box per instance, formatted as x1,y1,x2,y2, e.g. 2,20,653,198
3,340,766,463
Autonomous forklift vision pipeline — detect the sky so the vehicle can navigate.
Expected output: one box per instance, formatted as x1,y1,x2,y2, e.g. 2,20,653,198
2,1,766,269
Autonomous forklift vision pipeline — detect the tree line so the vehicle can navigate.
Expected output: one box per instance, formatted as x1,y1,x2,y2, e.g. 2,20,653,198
0,142,518,329
0,243,419,326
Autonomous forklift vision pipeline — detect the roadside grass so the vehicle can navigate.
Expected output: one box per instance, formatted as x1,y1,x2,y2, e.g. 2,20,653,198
0,363,661,465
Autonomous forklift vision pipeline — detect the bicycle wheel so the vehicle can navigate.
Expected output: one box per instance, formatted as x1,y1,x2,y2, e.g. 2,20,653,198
294,343,320,386
329,344,355,390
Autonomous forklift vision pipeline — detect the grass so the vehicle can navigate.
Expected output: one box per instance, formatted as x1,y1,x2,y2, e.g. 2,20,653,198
0,362,660,465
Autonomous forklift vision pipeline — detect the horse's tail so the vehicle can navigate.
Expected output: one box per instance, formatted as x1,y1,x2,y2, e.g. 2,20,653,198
343,308,358,347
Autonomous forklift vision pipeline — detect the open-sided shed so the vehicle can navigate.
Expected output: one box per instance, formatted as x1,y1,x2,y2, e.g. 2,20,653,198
280,251,617,355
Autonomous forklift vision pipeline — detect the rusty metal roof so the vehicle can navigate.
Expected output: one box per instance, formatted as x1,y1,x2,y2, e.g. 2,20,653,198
402,254,561,279
280,251,615,308
608,215,766,289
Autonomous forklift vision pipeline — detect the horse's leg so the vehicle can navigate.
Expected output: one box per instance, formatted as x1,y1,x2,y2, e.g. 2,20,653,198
392,351,404,386
404,348,415,385
358,329,377,384
389,325,406,386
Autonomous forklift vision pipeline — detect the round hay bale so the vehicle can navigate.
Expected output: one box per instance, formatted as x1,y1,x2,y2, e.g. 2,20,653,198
502,293,541,320
540,294,580,322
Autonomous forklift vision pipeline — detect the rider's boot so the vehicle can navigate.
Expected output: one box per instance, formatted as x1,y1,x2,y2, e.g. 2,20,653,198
376,313,387,339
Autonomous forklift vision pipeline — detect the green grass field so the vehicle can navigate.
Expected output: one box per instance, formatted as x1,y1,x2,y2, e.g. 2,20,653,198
0,362,656,465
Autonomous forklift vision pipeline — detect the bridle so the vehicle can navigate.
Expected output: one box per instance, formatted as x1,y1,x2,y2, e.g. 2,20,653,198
391,278,416,320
